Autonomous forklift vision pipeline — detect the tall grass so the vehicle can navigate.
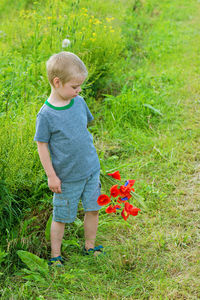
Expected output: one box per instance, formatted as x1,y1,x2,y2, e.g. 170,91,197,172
0,0,128,113
0,0,178,236
0,0,155,221
0,0,133,232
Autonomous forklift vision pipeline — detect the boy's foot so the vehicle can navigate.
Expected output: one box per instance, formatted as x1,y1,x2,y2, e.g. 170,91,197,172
48,255,64,267
83,245,105,257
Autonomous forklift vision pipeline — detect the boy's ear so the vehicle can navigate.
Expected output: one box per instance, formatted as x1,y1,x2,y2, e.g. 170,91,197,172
53,77,60,88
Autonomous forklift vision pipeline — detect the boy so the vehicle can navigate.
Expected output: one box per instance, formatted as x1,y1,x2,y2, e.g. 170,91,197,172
34,52,103,266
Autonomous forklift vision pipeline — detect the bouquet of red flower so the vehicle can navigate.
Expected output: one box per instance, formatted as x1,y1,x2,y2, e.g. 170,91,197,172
98,171,143,221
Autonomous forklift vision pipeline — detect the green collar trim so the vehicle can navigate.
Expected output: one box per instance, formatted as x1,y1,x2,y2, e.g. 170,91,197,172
45,98,74,110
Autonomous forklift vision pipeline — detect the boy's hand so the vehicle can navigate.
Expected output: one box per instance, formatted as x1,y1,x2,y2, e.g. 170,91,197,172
48,175,62,194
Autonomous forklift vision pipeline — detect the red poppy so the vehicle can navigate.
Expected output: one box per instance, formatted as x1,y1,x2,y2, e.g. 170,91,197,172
107,171,121,180
119,186,131,198
114,204,121,209
124,202,134,213
129,207,141,216
110,185,119,197
127,180,135,187
119,185,131,194
105,205,116,214
121,208,130,221
124,202,141,216
97,194,111,206
119,185,135,198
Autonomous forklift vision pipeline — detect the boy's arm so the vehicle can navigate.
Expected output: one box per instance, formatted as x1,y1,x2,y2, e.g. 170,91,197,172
37,141,62,194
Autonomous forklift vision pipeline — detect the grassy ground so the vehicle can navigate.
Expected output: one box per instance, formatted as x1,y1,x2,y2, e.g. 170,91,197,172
1,0,200,299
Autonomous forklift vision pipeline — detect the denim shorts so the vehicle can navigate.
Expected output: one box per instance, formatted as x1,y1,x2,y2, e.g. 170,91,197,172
53,170,101,223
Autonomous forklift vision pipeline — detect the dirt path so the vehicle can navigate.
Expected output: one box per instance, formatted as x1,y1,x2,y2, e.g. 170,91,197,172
164,8,200,298
141,2,200,297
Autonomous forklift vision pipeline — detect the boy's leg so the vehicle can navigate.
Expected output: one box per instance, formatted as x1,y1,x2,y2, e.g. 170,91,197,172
81,170,102,255
51,220,65,258
84,211,99,251
51,181,82,258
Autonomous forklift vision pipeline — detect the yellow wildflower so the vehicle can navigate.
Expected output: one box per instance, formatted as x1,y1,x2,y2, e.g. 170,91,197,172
94,19,101,25
106,17,114,22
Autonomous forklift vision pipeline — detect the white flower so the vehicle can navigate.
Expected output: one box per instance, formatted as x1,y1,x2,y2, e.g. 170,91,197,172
62,39,71,48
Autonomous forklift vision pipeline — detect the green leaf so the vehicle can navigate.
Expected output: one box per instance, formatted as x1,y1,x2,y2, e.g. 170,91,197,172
21,269,49,286
62,239,80,249
0,249,8,264
74,218,82,227
23,273,46,283
17,250,49,275
143,103,163,116
45,215,52,242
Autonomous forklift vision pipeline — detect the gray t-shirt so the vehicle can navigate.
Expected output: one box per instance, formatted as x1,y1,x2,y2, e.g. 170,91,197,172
34,96,100,182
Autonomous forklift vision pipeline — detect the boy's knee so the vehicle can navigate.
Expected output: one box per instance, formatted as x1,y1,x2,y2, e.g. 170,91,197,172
85,210,99,216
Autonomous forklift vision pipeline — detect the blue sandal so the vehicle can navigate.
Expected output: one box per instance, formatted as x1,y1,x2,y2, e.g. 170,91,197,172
83,245,105,256
48,256,64,267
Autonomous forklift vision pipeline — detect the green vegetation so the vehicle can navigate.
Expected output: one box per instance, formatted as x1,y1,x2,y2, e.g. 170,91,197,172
0,0,199,298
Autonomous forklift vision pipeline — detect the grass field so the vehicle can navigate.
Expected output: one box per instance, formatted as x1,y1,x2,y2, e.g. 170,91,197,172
0,0,199,299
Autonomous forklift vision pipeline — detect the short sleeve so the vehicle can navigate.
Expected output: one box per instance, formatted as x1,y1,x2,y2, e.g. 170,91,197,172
34,113,50,143
84,101,94,123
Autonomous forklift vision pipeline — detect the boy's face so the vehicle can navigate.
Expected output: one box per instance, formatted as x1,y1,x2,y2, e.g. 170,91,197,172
55,76,86,101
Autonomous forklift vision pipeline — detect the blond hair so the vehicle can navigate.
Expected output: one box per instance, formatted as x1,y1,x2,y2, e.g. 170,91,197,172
46,51,88,86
